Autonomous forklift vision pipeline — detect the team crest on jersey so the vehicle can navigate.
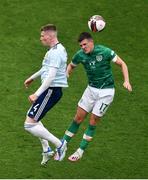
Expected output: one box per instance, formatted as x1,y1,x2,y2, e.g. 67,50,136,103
96,55,103,62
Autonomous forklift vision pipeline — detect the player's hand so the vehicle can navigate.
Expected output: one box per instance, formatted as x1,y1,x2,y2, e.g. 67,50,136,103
66,63,76,78
24,78,33,88
28,94,38,103
123,81,132,92
66,70,70,78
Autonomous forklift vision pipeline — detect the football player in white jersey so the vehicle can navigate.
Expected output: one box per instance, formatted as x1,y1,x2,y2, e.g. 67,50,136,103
24,24,68,165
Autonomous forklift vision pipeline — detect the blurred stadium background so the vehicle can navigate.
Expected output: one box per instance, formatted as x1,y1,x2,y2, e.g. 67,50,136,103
0,0,147,178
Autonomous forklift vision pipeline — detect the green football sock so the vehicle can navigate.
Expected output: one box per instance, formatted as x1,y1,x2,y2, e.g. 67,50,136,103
63,120,81,143
80,124,96,150
85,124,96,137
80,139,89,150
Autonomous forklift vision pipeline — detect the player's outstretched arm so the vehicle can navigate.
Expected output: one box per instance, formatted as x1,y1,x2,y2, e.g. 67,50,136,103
27,67,57,103
115,56,132,92
24,78,34,88
24,69,42,88
66,63,76,77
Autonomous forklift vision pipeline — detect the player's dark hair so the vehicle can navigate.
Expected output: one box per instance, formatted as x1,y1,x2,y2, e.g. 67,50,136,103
78,32,93,42
41,24,57,32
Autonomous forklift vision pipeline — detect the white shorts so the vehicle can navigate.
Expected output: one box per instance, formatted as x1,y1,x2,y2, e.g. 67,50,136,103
78,85,115,117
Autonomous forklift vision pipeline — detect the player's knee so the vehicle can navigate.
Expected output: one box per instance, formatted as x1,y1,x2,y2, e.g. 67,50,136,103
24,122,29,132
24,124,28,131
74,113,85,123
24,116,36,131
25,116,36,123
90,115,101,125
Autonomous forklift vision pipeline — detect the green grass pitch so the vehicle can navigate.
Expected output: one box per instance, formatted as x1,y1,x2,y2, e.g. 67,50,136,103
0,0,147,178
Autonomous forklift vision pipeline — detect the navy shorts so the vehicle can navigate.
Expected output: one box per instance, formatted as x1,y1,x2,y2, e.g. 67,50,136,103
27,87,62,121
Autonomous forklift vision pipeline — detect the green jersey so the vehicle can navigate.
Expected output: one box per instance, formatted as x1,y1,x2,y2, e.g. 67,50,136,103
72,45,117,89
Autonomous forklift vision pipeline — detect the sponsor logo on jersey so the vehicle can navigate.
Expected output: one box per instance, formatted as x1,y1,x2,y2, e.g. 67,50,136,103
89,61,96,66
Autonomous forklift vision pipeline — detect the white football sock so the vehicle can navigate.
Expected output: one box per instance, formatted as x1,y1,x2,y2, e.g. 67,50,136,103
39,138,49,152
77,148,84,156
24,122,61,148
38,122,50,152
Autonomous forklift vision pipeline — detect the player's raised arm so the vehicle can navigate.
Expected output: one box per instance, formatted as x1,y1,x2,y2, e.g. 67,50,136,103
115,56,132,92
66,63,76,77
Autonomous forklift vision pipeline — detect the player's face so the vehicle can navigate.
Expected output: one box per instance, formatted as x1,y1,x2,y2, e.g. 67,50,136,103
79,39,94,54
40,31,49,46
40,31,55,46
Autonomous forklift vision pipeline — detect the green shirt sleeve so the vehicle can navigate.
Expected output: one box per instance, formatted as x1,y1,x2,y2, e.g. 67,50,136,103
71,51,81,65
105,47,116,61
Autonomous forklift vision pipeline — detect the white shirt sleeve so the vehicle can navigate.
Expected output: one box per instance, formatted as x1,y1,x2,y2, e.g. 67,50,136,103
35,66,58,97
29,69,42,80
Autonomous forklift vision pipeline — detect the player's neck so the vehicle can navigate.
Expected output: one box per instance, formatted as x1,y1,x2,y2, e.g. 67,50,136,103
88,44,95,54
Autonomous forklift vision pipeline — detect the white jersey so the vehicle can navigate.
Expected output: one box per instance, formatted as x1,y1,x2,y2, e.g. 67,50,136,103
40,43,68,87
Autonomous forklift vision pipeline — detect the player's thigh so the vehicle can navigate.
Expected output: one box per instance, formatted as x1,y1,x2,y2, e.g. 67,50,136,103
37,88,62,121
92,89,115,117
27,87,62,122
78,86,95,113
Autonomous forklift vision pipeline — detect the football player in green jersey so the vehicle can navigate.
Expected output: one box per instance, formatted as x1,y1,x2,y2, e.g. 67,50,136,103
56,32,132,162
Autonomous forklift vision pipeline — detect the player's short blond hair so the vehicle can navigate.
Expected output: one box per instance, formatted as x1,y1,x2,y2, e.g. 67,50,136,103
41,24,57,32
